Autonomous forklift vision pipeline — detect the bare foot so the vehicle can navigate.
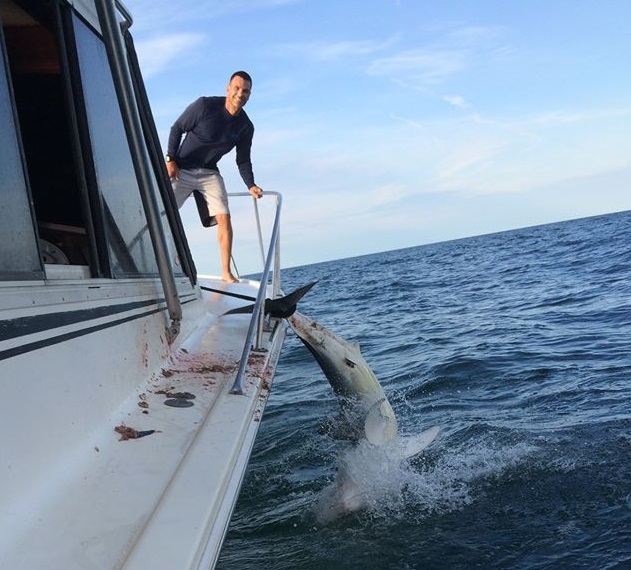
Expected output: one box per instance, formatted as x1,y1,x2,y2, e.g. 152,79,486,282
222,273,239,283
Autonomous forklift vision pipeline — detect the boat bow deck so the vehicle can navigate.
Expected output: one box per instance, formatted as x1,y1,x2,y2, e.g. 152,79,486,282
0,278,286,570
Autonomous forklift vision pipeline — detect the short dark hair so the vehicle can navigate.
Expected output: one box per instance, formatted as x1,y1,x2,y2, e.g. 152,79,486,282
230,70,253,86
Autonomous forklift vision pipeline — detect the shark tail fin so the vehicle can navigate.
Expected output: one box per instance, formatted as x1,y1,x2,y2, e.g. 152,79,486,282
223,281,317,318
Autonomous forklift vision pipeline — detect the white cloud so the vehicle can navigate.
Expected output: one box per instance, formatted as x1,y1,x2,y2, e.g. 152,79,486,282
364,24,504,86
367,48,468,83
443,94,470,108
134,33,206,77
272,37,396,62
128,0,303,31
367,183,409,205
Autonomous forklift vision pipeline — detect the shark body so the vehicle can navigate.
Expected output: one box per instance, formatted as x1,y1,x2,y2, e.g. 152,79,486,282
287,311,398,446
288,310,440,522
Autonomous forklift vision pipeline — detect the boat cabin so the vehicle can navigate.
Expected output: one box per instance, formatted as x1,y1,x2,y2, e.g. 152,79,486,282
1,0,195,283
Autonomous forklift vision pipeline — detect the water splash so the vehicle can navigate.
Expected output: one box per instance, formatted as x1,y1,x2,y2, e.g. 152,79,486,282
402,437,538,519
314,433,537,525
315,439,407,524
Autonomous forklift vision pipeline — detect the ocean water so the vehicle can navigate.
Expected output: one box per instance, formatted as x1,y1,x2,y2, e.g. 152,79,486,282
217,211,631,570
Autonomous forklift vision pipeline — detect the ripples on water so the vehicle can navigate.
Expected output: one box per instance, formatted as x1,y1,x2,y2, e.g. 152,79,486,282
217,212,631,570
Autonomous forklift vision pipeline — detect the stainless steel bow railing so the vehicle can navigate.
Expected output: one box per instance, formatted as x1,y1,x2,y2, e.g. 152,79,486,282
229,192,283,395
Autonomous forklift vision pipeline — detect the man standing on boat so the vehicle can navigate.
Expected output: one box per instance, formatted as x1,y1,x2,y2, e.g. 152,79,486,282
166,71,263,283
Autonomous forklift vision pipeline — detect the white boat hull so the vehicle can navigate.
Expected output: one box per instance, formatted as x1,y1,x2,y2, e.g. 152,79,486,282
0,276,285,569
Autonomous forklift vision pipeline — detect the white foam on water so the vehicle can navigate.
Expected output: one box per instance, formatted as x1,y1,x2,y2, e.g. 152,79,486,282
315,439,406,524
314,434,538,524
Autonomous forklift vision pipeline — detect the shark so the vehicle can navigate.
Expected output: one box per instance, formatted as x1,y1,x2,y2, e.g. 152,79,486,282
287,310,440,521
287,311,398,446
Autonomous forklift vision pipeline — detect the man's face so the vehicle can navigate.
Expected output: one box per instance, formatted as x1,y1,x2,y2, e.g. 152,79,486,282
226,76,252,113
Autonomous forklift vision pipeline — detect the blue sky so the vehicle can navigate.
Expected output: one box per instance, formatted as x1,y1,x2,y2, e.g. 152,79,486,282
126,0,631,273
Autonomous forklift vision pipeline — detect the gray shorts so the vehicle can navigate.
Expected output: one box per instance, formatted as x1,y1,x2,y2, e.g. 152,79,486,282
171,168,230,216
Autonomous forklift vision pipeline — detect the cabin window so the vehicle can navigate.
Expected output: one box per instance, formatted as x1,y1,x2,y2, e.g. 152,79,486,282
70,12,158,277
0,15,43,279
2,0,97,277
0,0,187,280
0,0,171,281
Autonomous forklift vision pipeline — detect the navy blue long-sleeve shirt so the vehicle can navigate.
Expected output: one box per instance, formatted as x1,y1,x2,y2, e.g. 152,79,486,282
167,96,256,188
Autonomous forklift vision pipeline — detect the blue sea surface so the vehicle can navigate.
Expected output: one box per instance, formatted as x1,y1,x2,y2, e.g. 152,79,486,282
217,211,631,570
